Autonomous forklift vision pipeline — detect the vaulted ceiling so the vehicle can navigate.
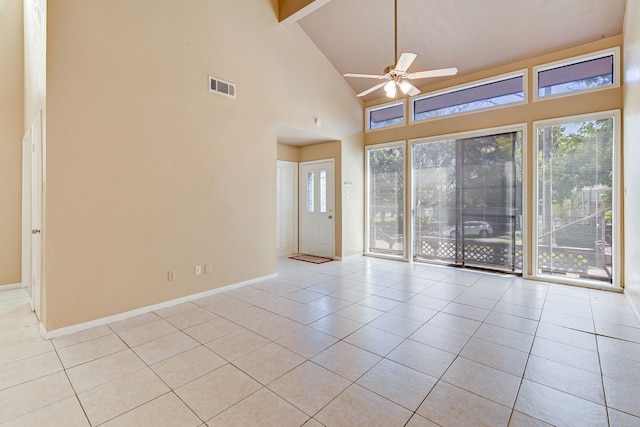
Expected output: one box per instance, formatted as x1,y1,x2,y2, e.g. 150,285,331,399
290,0,627,102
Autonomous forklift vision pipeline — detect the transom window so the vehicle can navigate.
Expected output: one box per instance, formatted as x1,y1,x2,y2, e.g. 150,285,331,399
534,48,619,100
366,101,405,131
411,71,526,122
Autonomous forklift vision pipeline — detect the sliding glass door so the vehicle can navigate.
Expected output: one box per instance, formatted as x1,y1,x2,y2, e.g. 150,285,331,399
535,113,618,285
412,129,523,272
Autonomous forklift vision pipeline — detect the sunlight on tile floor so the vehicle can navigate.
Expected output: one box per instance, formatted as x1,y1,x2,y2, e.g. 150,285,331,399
1,256,640,426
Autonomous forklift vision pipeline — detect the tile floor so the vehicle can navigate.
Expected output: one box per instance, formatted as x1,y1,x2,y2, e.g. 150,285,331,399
1,256,640,426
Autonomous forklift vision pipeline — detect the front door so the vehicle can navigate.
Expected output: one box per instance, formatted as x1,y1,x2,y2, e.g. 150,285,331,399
299,160,334,258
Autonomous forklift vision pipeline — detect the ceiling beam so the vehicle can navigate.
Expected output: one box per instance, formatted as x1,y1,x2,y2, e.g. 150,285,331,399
279,0,332,27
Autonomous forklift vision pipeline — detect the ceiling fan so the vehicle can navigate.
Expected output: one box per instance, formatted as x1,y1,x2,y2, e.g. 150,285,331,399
343,0,458,98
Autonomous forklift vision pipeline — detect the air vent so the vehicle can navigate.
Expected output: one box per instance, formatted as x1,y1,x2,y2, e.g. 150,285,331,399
209,76,236,99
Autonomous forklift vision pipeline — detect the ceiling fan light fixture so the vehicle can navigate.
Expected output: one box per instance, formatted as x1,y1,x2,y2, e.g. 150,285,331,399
399,79,413,94
384,80,397,97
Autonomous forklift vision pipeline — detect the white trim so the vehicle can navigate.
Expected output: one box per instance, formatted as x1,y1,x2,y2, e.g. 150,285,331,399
409,69,528,124
364,141,408,260
530,109,621,289
408,123,527,146
365,99,406,132
0,283,26,290
41,273,277,339
532,46,620,102
625,292,640,324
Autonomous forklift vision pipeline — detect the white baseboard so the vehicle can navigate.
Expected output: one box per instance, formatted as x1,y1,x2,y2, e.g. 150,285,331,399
42,273,278,340
0,283,26,290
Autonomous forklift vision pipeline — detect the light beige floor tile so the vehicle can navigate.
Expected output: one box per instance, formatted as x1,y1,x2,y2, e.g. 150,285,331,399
245,313,302,341
276,326,339,359
108,312,161,333
255,296,305,314
600,351,640,386
165,307,217,330
205,328,270,361
77,368,169,426
508,410,553,426
311,341,381,381
442,302,490,322
0,350,62,391
208,387,309,427
316,384,412,427
540,310,595,333
535,322,597,351
329,288,369,303
474,323,534,353
368,312,423,337
427,312,481,335
461,337,528,376
405,414,439,427
597,335,640,362
0,311,38,333
57,334,128,369
284,289,324,303
233,342,305,385
0,372,75,424
51,325,113,349
531,336,600,374
153,302,199,318
132,331,199,365
417,381,511,427
515,379,608,427
152,345,226,389
343,325,405,356
66,349,146,393
356,358,436,411
525,355,604,404
386,339,455,378
281,305,332,325
493,301,542,320
410,323,470,354
336,303,386,323
306,295,352,313
301,418,325,427
407,294,450,311
101,392,201,427
443,357,520,407
609,408,640,427
194,294,251,316
116,319,179,347
183,316,243,344
388,303,437,323
595,320,640,343
484,311,538,335
455,293,499,310
420,283,467,301
269,361,350,416
603,376,640,417
0,396,89,427
0,324,42,348
0,337,53,365
175,364,261,421
309,313,365,339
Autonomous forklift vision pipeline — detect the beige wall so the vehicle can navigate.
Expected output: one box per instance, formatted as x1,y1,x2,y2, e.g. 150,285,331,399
43,0,362,331
0,0,24,285
277,143,300,162
623,1,640,314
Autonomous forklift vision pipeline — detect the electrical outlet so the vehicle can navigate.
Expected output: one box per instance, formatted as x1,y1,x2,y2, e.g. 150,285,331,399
168,270,176,281
195,265,202,276
205,263,212,275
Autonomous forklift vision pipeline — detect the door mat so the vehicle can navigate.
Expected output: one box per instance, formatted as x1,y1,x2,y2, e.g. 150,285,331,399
289,254,333,264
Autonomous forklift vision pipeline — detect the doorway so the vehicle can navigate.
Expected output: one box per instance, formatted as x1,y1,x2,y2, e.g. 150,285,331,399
411,129,523,273
277,160,298,257
299,159,334,258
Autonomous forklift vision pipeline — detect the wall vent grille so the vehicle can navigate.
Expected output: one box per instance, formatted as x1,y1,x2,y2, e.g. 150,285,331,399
209,76,236,99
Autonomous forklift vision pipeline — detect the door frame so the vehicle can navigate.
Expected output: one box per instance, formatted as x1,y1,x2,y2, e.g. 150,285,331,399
276,160,299,257
299,159,335,258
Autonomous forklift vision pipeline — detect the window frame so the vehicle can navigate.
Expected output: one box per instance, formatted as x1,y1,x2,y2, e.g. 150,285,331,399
365,141,408,260
530,110,622,290
532,47,620,102
409,70,528,124
365,100,406,132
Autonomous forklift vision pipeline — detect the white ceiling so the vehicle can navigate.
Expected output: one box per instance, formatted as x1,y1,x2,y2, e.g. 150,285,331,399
297,0,627,101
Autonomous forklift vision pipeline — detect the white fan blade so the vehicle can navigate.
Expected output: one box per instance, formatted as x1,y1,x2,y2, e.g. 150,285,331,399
357,82,386,97
409,67,459,79
344,73,385,79
407,84,420,96
395,53,417,72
